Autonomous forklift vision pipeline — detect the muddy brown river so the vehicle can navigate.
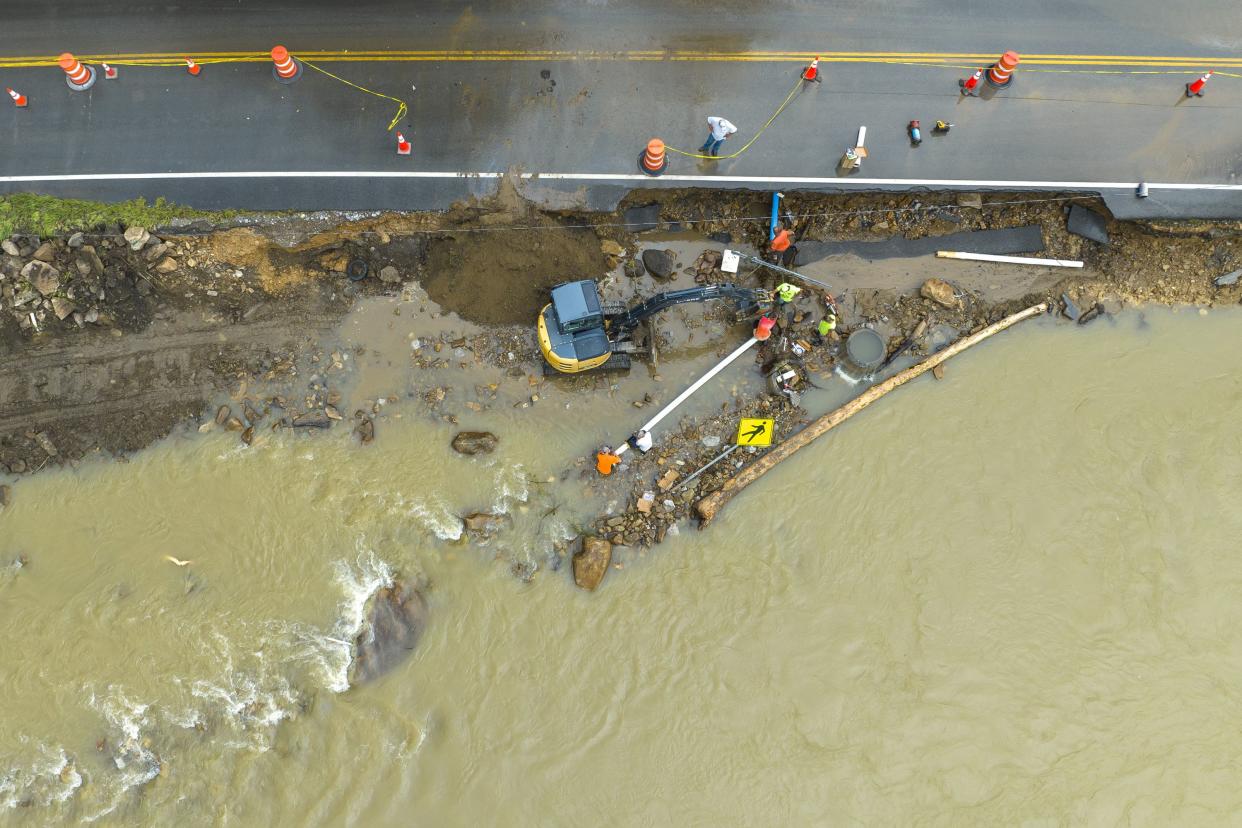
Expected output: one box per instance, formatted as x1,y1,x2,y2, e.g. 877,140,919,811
2,300,1241,825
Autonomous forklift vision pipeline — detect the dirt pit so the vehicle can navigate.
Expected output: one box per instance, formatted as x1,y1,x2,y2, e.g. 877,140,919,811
420,225,609,324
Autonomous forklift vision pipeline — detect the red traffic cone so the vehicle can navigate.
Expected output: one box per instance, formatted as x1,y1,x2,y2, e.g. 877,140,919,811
396,132,412,155
802,56,821,83
185,58,201,76
959,68,983,96
6,87,28,107
103,63,118,79
1185,71,1212,97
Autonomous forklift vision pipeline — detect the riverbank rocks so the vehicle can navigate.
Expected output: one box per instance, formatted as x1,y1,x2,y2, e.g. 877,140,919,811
21,261,60,296
451,431,498,455
624,257,645,279
600,239,624,258
573,536,612,591
641,248,676,281
123,226,150,251
379,265,401,284
349,579,428,686
51,297,76,321
920,278,958,309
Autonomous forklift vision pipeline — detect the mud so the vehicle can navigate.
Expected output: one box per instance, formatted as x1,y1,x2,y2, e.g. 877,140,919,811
421,224,608,324
1,184,1239,483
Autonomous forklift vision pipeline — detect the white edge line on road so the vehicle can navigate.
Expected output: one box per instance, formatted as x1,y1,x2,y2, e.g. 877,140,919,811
0,171,1239,192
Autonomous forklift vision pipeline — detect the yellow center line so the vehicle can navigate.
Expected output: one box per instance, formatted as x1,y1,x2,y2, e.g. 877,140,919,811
0,49,1237,69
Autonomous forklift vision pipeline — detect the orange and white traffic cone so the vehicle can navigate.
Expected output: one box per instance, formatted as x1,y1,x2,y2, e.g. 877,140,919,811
959,68,983,96
6,87,28,107
1185,71,1213,97
801,56,821,83
103,62,118,79
185,58,201,76
270,45,303,84
638,138,668,176
58,52,97,91
396,132,412,155
985,51,1020,89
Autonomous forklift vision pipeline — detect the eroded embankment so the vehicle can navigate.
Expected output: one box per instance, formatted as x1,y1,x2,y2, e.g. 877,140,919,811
0,188,1238,486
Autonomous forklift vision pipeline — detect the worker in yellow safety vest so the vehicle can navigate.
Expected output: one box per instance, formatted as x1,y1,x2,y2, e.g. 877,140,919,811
775,282,801,304
814,311,837,345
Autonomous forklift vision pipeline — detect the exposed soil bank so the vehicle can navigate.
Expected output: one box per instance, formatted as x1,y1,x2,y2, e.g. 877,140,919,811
0,186,1239,481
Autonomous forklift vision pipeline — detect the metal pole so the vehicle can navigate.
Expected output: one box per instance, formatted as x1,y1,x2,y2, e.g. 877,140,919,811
736,252,833,291
673,444,740,492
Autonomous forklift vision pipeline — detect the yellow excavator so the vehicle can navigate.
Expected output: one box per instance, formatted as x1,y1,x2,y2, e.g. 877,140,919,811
537,279,771,374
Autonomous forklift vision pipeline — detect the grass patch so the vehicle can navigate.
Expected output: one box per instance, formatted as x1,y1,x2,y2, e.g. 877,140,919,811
0,194,239,239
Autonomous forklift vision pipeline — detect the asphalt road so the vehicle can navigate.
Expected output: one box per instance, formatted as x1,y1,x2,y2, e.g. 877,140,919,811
1,2,1239,218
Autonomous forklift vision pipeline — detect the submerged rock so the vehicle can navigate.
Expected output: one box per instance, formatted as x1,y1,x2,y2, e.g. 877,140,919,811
451,431,498,455
349,580,428,686
573,536,612,591
462,511,511,538
292,410,331,429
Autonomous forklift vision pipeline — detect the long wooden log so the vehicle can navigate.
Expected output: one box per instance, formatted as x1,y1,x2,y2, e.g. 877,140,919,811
694,301,1049,526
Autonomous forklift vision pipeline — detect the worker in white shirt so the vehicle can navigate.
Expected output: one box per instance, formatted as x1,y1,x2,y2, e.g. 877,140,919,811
698,116,737,158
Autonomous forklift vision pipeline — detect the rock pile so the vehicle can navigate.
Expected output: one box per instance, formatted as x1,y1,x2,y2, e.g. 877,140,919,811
0,225,186,334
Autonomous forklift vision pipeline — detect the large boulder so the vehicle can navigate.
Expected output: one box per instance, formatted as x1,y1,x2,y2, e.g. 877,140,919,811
349,580,428,685
573,536,612,591
451,431,498,455
641,248,677,281
920,278,958,309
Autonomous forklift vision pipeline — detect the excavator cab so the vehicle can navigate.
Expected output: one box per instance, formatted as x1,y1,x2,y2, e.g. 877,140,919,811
537,280,618,373
538,278,772,375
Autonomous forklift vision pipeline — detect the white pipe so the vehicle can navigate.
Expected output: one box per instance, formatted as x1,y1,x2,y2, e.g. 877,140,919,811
614,337,759,456
856,125,867,148
936,250,1084,268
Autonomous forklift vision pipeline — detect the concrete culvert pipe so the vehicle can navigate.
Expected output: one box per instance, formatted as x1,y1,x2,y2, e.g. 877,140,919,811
844,328,886,376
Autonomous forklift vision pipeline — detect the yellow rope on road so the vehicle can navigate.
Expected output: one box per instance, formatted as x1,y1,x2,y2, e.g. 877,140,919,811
294,56,408,131
664,75,805,161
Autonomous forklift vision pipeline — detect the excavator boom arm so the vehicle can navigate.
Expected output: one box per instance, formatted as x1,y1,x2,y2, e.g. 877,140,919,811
610,284,769,333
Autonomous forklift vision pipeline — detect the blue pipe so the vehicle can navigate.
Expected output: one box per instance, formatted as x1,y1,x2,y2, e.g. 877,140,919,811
769,192,782,240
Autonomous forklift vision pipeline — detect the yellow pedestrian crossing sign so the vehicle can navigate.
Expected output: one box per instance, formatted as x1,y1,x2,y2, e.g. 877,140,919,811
736,418,774,447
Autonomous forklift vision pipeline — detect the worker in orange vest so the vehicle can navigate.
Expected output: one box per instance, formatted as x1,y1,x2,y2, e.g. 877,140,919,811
769,226,797,267
596,446,621,475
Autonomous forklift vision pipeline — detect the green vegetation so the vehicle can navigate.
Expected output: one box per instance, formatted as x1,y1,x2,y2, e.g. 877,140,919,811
0,194,238,239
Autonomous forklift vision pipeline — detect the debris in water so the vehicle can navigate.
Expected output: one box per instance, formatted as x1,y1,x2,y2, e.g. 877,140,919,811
164,555,192,567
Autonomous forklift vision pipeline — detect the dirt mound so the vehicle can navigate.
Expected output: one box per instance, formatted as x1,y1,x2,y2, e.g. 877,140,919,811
421,225,608,324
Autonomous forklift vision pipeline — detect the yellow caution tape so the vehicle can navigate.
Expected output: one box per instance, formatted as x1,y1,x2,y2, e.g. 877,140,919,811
663,76,805,161
294,55,408,131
